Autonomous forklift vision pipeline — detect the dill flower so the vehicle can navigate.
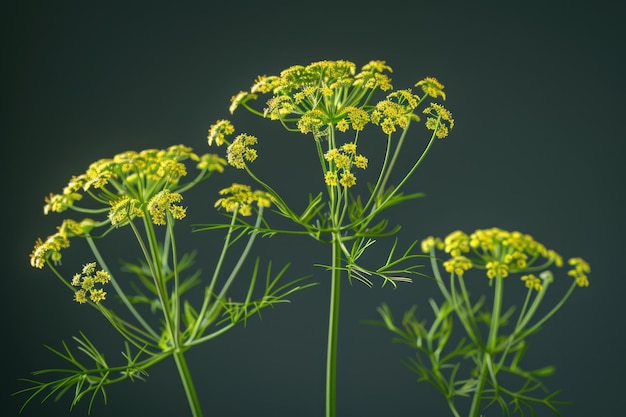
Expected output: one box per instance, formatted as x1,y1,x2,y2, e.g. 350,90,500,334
208,119,235,146
29,219,96,269
521,274,543,291
423,103,454,138
443,256,473,275
339,172,357,188
42,145,221,221
229,91,257,114
147,190,186,225
323,142,368,188
443,230,470,257
229,60,398,135
109,196,142,226
486,260,509,279
567,257,590,287
215,183,272,216
226,134,258,169
32,144,221,272
420,236,444,253
197,153,227,173
43,191,82,214
71,262,111,304
324,171,338,186
371,99,411,135
427,227,590,288
415,77,446,100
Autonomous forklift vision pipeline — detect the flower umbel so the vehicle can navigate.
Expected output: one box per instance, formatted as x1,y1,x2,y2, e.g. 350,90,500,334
71,262,111,304
424,227,589,287
29,219,96,269
147,190,186,225
214,183,272,216
568,257,591,287
226,134,258,169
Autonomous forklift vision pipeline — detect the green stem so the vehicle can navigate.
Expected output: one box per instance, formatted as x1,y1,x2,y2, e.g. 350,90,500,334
190,207,264,346
188,212,238,342
326,233,342,417
173,349,203,417
377,120,410,197
468,274,504,417
86,236,159,340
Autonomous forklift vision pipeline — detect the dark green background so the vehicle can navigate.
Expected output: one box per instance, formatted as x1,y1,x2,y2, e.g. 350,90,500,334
4,1,624,416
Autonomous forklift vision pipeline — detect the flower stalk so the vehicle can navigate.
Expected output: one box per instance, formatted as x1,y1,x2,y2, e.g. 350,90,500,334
211,59,453,417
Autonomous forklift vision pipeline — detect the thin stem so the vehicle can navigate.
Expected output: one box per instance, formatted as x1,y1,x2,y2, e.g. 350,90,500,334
167,216,182,345
326,233,342,417
190,207,265,345
377,121,410,197
188,212,238,342
86,236,159,340
173,349,203,417
468,274,504,417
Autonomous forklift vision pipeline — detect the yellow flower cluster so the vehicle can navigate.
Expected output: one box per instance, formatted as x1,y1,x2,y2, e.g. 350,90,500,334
323,142,368,188
226,134,258,169
207,119,235,146
43,145,225,215
423,103,455,139
370,89,421,135
109,196,143,226
567,257,590,287
32,145,225,270
71,262,111,304
29,219,96,269
214,183,272,216
421,227,589,290
147,190,186,225
415,77,447,100
227,59,449,138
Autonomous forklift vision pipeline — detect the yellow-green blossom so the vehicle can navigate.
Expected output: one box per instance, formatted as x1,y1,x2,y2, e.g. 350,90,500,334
229,91,257,114
415,77,446,100
443,256,473,275
109,196,142,226
297,109,327,135
421,236,444,253
427,227,589,287
82,262,97,275
43,192,82,214
567,257,590,287
324,171,338,186
229,60,399,136
423,103,454,138
197,153,227,173
370,89,421,135
215,183,273,216
226,134,258,169
353,155,368,169
486,260,509,279
71,262,111,304
147,190,186,225
343,107,370,131
29,219,97,269
41,145,220,226
339,172,357,188
443,230,470,257
208,119,235,146
323,142,368,188
521,274,543,291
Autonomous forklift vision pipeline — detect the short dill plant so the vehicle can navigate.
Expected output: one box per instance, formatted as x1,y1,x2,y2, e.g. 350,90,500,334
17,145,314,416
371,228,590,416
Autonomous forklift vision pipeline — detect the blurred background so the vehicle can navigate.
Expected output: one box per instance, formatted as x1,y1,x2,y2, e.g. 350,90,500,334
4,1,624,416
